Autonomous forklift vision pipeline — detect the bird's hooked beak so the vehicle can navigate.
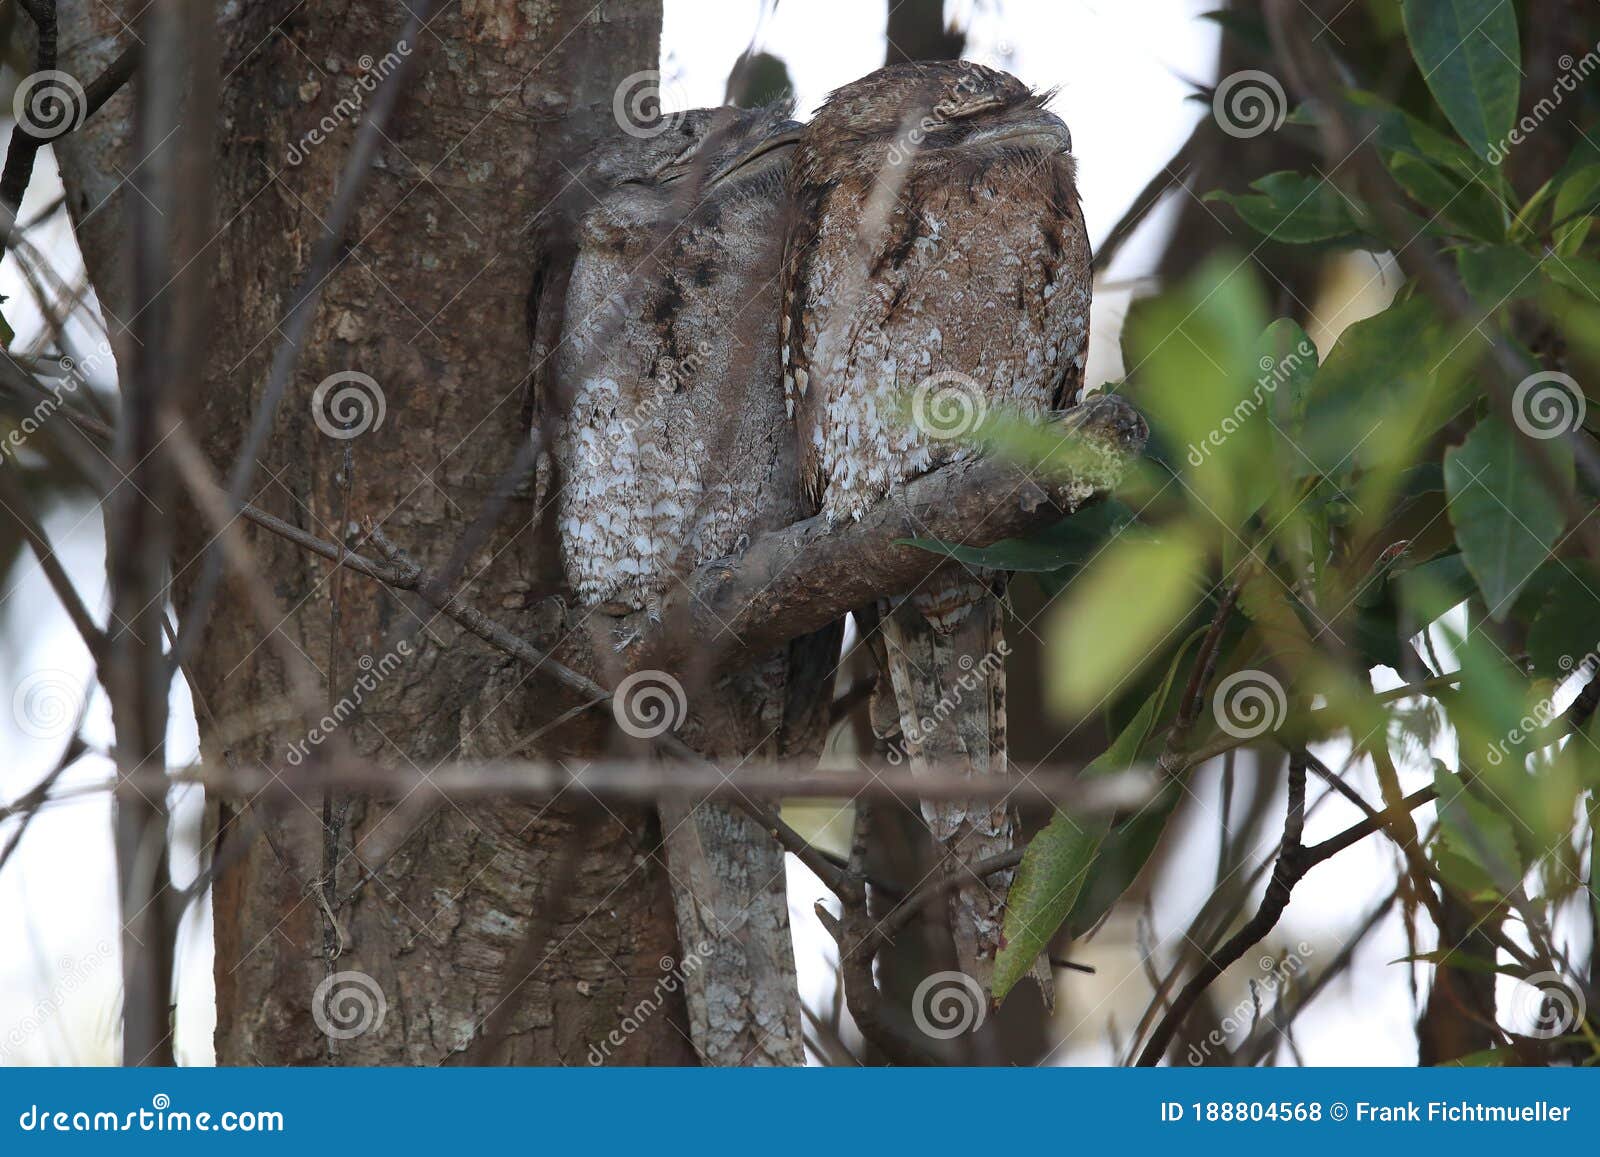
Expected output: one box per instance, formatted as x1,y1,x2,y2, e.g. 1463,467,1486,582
705,127,801,184
963,107,1073,155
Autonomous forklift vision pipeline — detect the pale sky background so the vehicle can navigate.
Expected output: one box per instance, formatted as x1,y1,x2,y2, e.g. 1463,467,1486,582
0,0,1488,1067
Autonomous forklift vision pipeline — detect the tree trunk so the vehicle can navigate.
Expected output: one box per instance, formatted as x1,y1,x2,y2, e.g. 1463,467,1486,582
52,0,699,1065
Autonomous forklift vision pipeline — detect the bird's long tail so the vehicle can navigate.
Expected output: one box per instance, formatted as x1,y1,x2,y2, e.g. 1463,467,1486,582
656,623,840,1066
657,792,802,1066
878,569,1048,999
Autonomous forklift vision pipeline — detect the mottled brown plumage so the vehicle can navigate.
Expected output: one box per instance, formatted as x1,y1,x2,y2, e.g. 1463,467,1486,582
783,61,1091,992
544,104,835,1065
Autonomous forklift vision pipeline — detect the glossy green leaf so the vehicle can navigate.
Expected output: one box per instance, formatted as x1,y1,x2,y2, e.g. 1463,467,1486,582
1207,172,1367,245
1401,0,1521,163
1444,417,1571,618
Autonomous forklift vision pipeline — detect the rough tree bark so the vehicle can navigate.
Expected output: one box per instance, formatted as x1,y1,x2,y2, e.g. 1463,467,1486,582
52,0,702,1064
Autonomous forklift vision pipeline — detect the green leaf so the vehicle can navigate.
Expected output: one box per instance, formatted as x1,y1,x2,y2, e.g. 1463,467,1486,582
1206,172,1367,245
1047,524,1208,713
1527,567,1600,679
1296,297,1467,477
1387,153,1504,240
1443,417,1572,618
1433,762,1523,895
1457,244,1542,307
1123,259,1271,521
1401,0,1521,163
1394,551,1476,621
896,501,1133,573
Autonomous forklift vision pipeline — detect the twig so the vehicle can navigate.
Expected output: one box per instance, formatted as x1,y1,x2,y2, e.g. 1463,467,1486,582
0,460,106,659
1137,748,1308,1065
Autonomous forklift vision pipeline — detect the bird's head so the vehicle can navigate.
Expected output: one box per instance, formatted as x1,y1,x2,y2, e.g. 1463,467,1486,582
794,61,1073,186
590,101,799,191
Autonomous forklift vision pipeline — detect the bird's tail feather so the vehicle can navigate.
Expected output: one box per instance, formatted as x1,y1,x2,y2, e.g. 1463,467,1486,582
879,572,1050,1000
